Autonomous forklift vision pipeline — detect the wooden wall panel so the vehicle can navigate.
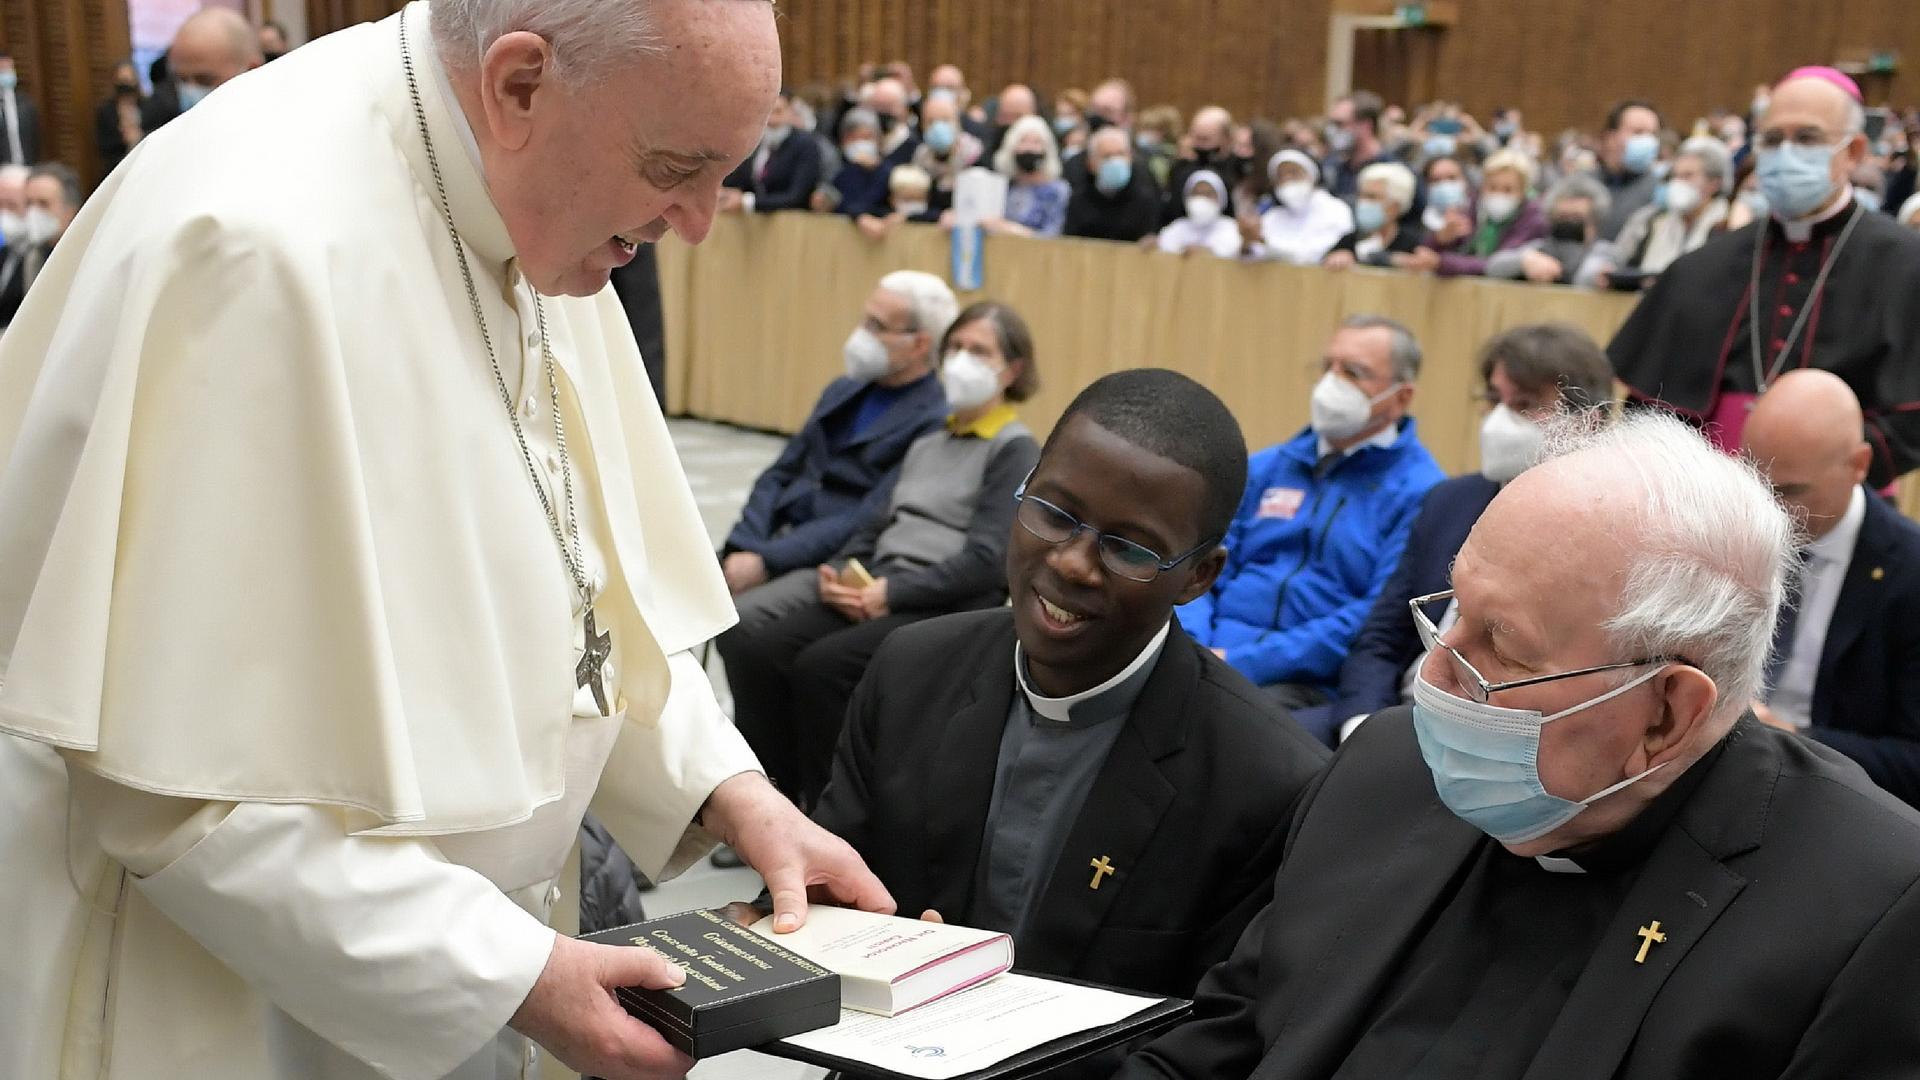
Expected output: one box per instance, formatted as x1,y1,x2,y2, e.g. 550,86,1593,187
1,0,131,187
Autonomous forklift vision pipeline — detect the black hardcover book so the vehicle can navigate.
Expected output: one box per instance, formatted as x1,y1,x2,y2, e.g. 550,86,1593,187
579,909,842,1059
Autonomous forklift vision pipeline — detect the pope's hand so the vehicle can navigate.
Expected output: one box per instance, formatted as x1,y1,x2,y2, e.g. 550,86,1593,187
701,772,896,933
510,935,694,1080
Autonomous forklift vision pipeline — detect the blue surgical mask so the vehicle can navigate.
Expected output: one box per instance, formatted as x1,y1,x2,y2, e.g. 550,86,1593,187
924,120,956,154
1423,134,1457,159
1757,141,1840,220
1096,156,1133,195
0,71,15,93
1622,132,1660,175
1427,179,1467,211
1410,667,1669,845
1052,115,1078,136
178,81,212,111
1354,198,1388,233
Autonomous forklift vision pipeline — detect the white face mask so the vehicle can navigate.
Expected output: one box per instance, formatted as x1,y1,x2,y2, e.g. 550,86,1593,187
1275,181,1313,211
1184,196,1222,227
940,350,1003,411
0,209,23,246
1310,371,1398,443
843,326,896,382
1478,404,1545,484
1480,193,1520,223
22,206,57,247
1664,179,1703,216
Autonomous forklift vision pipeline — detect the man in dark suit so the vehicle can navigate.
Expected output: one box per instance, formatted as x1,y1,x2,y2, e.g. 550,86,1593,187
1323,323,1615,745
141,9,261,134
720,271,954,621
0,51,40,167
1118,410,1920,1080
1744,369,1920,808
809,370,1328,999
718,90,823,214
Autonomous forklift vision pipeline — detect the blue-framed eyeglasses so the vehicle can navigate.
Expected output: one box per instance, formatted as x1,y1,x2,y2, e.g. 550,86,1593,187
1014,481,1219,583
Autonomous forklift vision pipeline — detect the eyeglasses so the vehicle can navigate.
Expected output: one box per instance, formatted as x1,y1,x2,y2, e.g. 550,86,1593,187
1754,128,1845,151
1408,590,1688,704
861,316,918,336
1014,484,1218,583
1305,357,1388,387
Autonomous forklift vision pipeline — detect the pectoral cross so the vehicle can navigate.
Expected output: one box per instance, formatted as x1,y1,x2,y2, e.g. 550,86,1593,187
1634,921,1667,965
1088,856,1115,890
576,607,614,716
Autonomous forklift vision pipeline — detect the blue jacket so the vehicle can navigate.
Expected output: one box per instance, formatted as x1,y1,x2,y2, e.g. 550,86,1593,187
1330,473,1500,723
723,374,947,575
1179,419,1444,690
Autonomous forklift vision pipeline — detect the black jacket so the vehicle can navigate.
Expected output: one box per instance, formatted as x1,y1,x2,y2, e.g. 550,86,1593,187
722,133,824,213
1119,710,1920,1080
1804,490,1920,807
812,609,1329,999
0,88,38,166
1065,164,1163,243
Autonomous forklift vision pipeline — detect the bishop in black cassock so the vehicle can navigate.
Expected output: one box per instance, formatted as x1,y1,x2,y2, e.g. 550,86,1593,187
1609,67,1920,488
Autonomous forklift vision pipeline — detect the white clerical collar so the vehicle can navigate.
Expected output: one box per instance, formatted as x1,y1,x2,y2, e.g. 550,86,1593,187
422,29,487,181
1318,420,1400,462
1014,621,1170,723
1775,185,1854,244
1805,484,1867,566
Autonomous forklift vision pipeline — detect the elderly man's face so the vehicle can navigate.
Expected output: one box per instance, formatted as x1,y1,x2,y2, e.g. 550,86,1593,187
171,22,256,90
1088,130,1130,170
473,0,779,296
24,175,77,241
1090,84,1129,128
1670,154,1715,196
1433,474,1672,840
1758,78,1868,197
997,86,1036,125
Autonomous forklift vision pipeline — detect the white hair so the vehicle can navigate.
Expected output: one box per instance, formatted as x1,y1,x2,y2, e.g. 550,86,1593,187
430,0,679,84
877,270,959,344
992,115,1062,181
1537,410,1800,728
1676,136,1734,190
1358,161,1417,213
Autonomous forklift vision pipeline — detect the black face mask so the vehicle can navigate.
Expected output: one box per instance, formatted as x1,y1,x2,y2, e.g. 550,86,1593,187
877,113,898,135
1085,114,1110,136
1234,152,1256,168
1548,219,1588,243
263,50,284,63
115,81,140,95
1193,146,1218,164
1014,150,1045,174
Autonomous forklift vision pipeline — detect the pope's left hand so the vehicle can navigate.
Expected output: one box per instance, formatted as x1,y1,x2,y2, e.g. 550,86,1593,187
700,772,896,933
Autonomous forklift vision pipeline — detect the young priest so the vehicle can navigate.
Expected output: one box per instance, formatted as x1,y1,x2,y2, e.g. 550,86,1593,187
806,370,1330,998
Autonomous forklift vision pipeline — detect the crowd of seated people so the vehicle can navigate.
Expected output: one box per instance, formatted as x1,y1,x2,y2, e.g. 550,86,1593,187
718,64,1920,293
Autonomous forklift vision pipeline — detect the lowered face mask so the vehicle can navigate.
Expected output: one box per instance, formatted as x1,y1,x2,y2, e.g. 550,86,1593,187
1411,666,1670,845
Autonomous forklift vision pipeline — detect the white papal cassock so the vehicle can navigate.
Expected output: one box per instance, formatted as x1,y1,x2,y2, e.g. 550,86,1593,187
0,4,761,1077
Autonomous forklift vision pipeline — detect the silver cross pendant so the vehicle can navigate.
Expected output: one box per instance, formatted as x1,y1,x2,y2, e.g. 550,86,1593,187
576,606,614,716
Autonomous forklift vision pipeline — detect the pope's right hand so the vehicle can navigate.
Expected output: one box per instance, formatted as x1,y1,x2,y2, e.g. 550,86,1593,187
510,934,694,1080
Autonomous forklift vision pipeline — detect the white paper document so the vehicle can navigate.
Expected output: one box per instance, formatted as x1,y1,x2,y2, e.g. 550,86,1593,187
778,972,1157,1079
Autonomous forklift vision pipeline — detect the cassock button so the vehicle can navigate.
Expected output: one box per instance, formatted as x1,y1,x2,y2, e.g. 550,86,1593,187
1778,304,1794,317
1771,339,1787,351
1785,272,1801,285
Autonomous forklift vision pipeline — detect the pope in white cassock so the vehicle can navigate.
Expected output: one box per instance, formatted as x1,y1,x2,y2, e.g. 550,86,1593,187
0,1,897,1078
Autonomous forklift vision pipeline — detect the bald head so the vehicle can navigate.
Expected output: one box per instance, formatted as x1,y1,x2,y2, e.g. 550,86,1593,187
1742,370,1870,539
171,8,262,91
0,164,28,217
997,84,1036,125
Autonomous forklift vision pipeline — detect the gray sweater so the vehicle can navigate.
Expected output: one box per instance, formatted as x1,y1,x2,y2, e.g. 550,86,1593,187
840,414,1039,611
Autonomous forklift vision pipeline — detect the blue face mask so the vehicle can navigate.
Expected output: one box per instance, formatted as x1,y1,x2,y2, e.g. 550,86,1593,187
1757,141,1840,220
1354,198,1388,233
1427,179,1467,211
924,120,956,154
1423,134,1457,159
1622,132,1660,175
1410,666,1669,846
1096,156,1133,195
0,71,16,92
178,81,212,111
1052,115,1078,136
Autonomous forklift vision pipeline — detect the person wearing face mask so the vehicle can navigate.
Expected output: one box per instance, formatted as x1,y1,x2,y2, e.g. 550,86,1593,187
908,91,983,215
94,61,149,173
1485,174,1615,286
1740,371,1920,810
1597,137,1732,288
141,8,262,134
1324,161,1424,270
1591,99,1665,241
0,163,27,246
979,115,1071,237
865,76,921,168
822,106,897,219
1163,106,1240,227
1177,316,1443,713
1610,66,1920,486
721,271,953,612
719,90,824,214
1323,90,1388,199
1417,153,1471,242
1156,171,1242,259
1119,410,1920,1080
1410,150,1546,277
1244,149,1354,265
855,165,940,241
0,161,76,328
718,301,1041,809
1065,126,1164,244
1318,324,1614,748
0,51,39,168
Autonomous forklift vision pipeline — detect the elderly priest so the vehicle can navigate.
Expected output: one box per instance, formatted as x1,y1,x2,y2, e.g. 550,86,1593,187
1116,411,1920,1080
0,3,891,1080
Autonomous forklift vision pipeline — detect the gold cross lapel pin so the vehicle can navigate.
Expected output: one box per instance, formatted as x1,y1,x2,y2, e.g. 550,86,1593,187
1634,920,1667,964
1089,855,1116,890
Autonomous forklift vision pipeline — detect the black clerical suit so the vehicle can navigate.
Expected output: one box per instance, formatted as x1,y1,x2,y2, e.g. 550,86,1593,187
1610,198,1920,486
1118,709,1920,1080
811,609,1329,1000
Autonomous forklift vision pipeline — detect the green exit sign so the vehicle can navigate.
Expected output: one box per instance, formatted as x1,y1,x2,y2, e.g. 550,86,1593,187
1397,3,1428,26
1870,52,1898,74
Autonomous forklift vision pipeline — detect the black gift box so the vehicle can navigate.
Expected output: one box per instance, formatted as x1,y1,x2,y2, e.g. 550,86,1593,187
580,909,842,1059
